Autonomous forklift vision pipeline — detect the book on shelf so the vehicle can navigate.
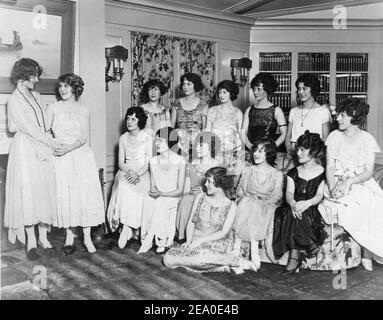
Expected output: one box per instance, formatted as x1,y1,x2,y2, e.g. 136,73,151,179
298,54,330,72
336,74,368,93
259,53,291,71
270,94,291,113
336,55,368,72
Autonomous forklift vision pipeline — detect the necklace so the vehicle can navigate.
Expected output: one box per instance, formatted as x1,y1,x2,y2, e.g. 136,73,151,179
16,87,47,131
300,100,315,127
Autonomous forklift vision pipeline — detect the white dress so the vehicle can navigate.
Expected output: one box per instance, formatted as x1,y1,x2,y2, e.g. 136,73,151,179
4,90,56,244
50,101,104,228
107,131,152,231
141,152,185,244
289,106,331,142
319,130,383,258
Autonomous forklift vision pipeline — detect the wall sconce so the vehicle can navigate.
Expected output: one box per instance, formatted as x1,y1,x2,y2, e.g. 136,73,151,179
230,57,252,87
105,45,129,91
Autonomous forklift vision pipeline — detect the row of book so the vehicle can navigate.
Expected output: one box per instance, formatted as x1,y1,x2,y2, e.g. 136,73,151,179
298,54,330,72
259,54,291,71
272,74,291,92
269,94,291,112
336,74,368,92
336,94,367,106
336,56,368,72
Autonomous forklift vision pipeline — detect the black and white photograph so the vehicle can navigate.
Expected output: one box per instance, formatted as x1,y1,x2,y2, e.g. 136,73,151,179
1,0,383,306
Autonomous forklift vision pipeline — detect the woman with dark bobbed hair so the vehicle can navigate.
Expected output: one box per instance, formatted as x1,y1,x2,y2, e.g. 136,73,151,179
4,58,58,260
206,80,243,167
273,130,327,276
285,74,331,155
107,106,152,249
139,78,171,136
164,166,257,273
242,73,287,152
171,73,209,161
319,98,383,271
49,73,104,253
138,127,186,254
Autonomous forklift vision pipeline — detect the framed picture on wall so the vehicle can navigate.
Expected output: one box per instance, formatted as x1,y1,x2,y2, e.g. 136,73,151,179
0,0,75,94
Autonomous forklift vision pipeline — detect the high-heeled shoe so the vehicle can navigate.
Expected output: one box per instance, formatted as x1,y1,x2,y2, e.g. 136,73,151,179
280,257,302,276
307,243,320,258
362,258,373,271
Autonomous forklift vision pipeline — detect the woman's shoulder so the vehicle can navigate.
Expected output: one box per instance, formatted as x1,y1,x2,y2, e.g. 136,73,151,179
286,166,298,178
360,130,380,152
326,129,342,143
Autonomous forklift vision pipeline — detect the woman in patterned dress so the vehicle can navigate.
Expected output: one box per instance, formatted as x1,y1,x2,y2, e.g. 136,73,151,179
171,73,209,161
206,80,243,168
163,167,257,273
139,79,171,137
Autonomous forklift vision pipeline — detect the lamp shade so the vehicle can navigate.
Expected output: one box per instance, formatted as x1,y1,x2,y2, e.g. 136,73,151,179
230,57,252,69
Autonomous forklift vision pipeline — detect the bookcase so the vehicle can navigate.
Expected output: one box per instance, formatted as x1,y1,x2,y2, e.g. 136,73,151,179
259,52,292,115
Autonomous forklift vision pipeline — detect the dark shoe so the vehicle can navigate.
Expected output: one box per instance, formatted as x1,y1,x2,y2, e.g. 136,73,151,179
280,257,302,277
307,243,320,258
62,245,76,256
26,248,40,261
40,247,57,257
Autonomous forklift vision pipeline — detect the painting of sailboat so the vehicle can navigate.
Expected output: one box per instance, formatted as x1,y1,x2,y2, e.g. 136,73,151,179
0,7,62,78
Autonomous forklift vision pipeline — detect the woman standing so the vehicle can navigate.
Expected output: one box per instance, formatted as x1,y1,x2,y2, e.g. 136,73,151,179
163,167,257,273
233,138,283,269
273,131,327,276
139,79,171,137
285,74,331,155
138,127,186,254
107,107,152,249
4,58,57,259
171,73,209,161
50,73,105,253
176,131,221,242
206,80,243,167
319,98,383,271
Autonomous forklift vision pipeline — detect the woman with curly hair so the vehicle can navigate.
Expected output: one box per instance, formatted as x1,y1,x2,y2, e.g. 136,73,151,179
4,58,58,260
206,80,243,167
164,166,257,273
285,74,331,156
139,79,171,137
319,98,383,271
273,131,327,276
171,73,209,161
49,73,105,253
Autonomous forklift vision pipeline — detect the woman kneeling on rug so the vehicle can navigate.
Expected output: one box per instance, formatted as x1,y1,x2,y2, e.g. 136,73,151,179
319,98,383,271
163,167,257,273
273,131,327,276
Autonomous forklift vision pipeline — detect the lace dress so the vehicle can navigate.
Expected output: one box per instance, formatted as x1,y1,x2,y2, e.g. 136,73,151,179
141,104,171,137
50,101,104,228
164,193,240,272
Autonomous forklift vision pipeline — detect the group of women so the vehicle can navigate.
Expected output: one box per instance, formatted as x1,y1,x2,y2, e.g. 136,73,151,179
4,58,383,277
4,58,104,259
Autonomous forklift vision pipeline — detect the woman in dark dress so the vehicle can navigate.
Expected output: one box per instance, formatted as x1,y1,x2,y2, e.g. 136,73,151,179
273,130,327,276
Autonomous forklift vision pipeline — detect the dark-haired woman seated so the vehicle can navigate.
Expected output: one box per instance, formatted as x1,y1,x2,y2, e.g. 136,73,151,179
138,127,186,254
273,131,327,276
285,74,331,156
164,167,257,273
171,73,209,160
107,107,152,249
175,131,221,243
233,138,283,270
139,79,171,137
319,98,383,271
206,80,243,168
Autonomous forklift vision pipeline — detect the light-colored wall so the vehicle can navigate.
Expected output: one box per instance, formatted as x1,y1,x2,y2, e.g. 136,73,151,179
104,0,253,197
250,18,383,163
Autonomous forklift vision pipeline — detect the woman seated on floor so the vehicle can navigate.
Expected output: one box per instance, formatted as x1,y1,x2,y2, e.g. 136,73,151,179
233,138,283,270
138,126,186,254
163,167,257,273
319,98,383,271
175,131,221,243
273,130,327,276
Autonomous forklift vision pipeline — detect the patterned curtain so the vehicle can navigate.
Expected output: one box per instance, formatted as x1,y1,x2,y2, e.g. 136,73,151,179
131,32,215,108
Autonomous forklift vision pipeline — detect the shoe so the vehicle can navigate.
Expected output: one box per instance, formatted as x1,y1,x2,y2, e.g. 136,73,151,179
362,258,373,271
62,245,76,256
307,243,320,258
40,247,57,257
280,257,302,276
156,246,165,254
26,248,40,261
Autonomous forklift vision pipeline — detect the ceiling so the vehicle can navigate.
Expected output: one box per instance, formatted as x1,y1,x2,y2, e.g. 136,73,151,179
156,0,383,17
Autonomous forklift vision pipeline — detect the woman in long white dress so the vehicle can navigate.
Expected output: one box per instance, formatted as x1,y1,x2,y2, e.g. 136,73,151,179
319,98,383,271
107,107,152,249
4,58,58,260
50,73,105,253
138,126,186,254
